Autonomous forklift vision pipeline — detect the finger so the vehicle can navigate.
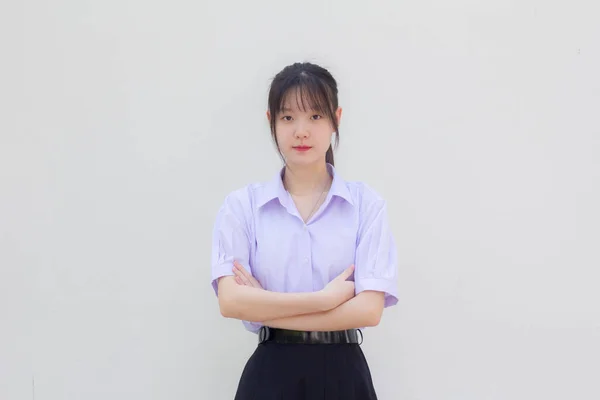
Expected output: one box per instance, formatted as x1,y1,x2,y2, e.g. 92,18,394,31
236,263,254,281
234,260,248,275
339,264,355,280
234,261,258,286
238,272,251,285
233,265,243,277
235,276,244,285
233,264,251,285
250,277,262,288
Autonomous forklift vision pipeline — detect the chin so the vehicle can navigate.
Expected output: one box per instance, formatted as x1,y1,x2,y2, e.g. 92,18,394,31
286,156,322,167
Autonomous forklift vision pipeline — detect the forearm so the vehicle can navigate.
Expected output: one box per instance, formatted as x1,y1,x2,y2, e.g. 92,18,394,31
263,291,385,331
217,276,332,322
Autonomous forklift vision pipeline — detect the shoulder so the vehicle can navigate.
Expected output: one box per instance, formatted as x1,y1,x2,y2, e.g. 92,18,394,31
341,180,390,234
214,180,271,235
344,180,387,212
217,179,271,215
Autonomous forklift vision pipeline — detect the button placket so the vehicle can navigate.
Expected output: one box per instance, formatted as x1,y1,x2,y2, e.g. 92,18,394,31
302,223,312,285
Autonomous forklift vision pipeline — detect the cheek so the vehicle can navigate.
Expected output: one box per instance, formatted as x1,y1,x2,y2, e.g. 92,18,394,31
316,127,334,148
275,126,293,146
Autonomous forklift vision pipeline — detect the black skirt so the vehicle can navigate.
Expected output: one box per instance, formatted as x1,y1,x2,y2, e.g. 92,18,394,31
234,341,378,400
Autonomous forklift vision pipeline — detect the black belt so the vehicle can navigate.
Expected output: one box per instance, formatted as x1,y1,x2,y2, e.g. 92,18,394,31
258,327,363,345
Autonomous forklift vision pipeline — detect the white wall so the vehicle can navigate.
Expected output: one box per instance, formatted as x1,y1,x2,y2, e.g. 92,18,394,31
2,1,599,399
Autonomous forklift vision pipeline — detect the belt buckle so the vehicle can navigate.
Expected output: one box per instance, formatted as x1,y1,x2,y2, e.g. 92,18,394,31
258,326,271,343
357,328,363,345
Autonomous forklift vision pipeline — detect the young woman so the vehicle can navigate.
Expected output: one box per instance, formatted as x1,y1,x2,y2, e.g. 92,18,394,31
211,62,398,399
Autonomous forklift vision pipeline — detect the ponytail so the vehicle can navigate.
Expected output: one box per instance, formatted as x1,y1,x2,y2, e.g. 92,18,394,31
325,145,335,166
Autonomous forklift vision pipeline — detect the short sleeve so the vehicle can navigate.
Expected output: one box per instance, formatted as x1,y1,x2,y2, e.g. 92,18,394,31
210,192,252,296
354,199,399,307
210,191,263,334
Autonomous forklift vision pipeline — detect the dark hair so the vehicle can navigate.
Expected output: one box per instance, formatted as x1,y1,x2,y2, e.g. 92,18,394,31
268,62,340,166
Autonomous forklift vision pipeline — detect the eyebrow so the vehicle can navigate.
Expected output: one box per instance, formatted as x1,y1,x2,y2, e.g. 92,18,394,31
279,106,320,113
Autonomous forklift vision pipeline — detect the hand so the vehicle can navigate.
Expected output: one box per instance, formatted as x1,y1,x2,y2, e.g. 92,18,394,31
320,265,356,310
233,261,264,290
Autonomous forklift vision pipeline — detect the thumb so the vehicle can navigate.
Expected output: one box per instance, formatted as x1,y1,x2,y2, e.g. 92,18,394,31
339,264,355,280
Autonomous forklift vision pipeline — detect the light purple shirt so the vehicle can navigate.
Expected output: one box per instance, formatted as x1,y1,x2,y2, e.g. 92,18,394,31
211,164,399,333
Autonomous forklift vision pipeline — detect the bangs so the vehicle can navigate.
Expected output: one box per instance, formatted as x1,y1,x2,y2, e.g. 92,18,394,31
273,74,336,115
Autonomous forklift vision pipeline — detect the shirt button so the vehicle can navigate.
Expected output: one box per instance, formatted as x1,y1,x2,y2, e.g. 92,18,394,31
304,257,309,263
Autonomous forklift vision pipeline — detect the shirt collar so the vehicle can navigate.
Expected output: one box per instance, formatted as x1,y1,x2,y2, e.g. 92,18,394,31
256,163,354,208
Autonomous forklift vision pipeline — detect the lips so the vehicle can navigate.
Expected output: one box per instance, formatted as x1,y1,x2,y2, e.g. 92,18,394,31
293,146,312,151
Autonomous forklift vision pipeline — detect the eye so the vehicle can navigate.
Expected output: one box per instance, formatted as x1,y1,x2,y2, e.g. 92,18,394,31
281,116,292,121
311,115,322,120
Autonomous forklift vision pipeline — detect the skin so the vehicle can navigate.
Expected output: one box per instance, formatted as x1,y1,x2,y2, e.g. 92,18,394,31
233,261,385,330
269,88,343,199
217,89,385,330
217,265,356,323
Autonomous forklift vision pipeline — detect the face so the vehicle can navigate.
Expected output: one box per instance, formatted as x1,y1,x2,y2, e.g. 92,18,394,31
267,89,342,167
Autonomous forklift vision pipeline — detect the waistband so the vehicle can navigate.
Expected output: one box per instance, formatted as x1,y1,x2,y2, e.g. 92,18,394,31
258,327,363,345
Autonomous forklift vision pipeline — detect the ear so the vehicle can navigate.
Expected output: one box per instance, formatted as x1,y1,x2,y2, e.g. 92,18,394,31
266,110,271,121
335,106,343,126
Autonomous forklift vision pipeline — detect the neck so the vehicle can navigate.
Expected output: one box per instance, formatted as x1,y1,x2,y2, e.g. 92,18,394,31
283,162,331,195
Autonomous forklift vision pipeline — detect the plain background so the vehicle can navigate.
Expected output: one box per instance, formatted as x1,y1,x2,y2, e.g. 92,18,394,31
2,0,599,399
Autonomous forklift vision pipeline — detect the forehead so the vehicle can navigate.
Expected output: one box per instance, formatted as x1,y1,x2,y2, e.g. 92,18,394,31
279,86,329,113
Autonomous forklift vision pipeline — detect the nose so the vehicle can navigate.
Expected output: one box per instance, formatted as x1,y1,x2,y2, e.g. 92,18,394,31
294,123,309,139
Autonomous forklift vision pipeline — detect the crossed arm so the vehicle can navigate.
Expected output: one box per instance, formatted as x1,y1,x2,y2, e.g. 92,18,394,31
216,261,385,331
262,290,384,331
